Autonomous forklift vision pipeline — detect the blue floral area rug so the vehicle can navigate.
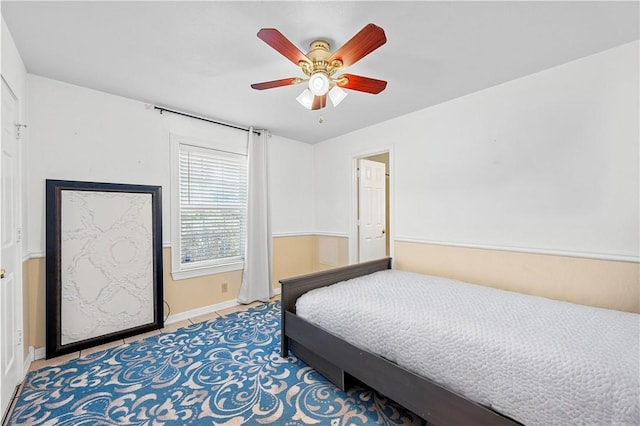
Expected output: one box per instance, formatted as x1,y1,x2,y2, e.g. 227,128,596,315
7,301,426,425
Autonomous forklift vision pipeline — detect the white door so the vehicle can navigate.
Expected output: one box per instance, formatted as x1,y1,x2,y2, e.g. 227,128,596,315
1,79,21,419
358,159,386,262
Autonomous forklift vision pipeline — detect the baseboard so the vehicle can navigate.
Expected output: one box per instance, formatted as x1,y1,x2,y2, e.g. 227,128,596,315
34,346,46,361
165,288,281,325
28,295,280,364
23,346,46,375
22,346,34,377
165,298,240,325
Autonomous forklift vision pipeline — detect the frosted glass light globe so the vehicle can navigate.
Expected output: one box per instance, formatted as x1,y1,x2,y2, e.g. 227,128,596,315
308,73,330,96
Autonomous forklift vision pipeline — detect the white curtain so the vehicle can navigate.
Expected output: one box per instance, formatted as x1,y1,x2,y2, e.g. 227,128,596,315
238,128,274,304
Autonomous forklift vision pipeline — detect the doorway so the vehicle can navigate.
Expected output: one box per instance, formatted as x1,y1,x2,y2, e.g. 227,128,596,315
352,151,390,263
1,77,23,420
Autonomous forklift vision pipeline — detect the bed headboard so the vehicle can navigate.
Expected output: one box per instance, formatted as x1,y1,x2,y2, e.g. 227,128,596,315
279,257,392,359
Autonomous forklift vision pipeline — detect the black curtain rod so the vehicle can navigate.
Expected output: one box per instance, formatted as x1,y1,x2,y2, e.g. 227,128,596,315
154,106,261,135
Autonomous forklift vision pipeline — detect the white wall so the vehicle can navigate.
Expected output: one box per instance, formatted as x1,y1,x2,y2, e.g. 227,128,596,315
21,40,640,261
269,135,315,235
25,75,314,255
314,41,639,261
25,75,166,254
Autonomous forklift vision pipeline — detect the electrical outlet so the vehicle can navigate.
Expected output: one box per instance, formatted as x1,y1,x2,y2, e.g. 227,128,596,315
221,282,228,293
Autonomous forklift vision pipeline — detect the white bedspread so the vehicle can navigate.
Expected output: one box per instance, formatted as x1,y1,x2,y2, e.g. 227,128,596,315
295,269,640,426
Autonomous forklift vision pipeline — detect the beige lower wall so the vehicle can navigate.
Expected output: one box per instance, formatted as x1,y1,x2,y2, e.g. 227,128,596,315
23,258,44,359
312,235,350,272
271,234,350,284
21,248,243,357
272,235,314,288
22,234,349,357
395,241,640,313
22,237,637,358
162,248,243,315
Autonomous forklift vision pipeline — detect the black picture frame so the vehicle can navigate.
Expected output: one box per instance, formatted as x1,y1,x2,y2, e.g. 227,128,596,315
45,179,163,359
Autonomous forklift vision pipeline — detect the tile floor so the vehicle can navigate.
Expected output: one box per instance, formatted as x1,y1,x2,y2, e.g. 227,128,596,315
2,296,279,425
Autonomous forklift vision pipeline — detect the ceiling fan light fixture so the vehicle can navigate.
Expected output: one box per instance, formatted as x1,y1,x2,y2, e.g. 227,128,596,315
296,89,314,109
329,85,348,107
308,72,330,96
252,24,387,110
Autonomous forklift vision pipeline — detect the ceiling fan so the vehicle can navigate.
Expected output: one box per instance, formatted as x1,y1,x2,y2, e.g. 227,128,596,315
251,24,387,110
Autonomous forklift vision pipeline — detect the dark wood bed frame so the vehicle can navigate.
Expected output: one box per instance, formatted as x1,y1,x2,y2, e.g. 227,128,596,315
280,257,521,426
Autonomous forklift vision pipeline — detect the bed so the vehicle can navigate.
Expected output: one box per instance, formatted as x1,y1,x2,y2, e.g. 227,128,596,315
279,257,640,426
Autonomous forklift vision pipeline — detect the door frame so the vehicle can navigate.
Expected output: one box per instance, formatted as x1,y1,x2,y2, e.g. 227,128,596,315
1,76,25,391
349,146,393,265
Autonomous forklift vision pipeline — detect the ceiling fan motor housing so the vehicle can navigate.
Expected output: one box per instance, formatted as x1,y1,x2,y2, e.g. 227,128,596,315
301,40,342,77
308,40,331,58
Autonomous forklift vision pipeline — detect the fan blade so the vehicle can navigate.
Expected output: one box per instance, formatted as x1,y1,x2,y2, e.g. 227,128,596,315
337,74,387,94
251,78,302,90
311,94,327,110
329,24,386,69
257,28,311,66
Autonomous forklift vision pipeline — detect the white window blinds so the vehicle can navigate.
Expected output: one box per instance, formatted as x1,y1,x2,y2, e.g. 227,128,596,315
179,144,247,266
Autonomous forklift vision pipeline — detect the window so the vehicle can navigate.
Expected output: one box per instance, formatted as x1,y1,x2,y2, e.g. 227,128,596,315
171,136,248,279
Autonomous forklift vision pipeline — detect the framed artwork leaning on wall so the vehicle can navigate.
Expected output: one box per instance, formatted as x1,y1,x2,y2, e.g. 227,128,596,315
45,179,163,359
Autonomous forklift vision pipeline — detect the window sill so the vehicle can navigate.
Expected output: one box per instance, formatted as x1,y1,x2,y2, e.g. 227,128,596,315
171,261,244,281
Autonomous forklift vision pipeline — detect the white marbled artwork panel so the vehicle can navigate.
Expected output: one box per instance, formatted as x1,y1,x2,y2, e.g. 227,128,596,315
60,190,154,345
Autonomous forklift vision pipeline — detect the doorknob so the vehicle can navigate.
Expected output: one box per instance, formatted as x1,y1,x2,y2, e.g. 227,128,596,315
0,269,5,279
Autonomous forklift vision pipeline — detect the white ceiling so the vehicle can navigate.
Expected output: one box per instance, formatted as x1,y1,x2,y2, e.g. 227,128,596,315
2,1,638,143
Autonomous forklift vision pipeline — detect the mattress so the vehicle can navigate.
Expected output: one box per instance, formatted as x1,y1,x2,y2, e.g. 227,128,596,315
295,269,640,426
